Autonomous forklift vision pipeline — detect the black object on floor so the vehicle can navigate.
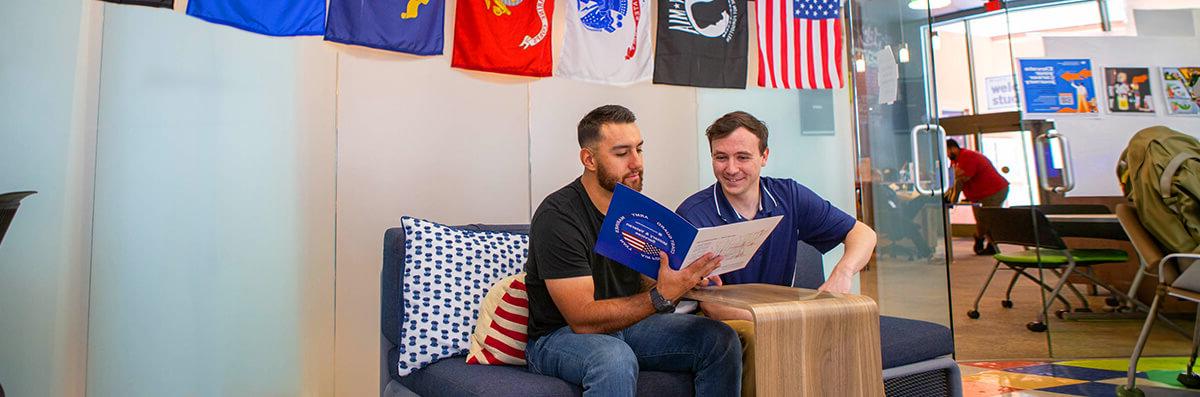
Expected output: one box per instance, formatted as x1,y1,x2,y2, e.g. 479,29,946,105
0,191,37,247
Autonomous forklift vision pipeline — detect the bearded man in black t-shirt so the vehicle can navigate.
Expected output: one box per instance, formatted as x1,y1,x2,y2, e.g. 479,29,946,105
522,105,742,396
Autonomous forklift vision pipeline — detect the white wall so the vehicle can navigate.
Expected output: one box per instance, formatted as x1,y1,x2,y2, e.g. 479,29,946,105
1041,35,1200,197
0,1,101,396
85,5,337,396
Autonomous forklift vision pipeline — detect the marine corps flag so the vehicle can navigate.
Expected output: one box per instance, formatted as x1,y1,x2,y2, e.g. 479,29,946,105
557,0,653,85
326,0,445,55
652,0,749,88
451,0,555,77
100,0,174,8
187,0,326,36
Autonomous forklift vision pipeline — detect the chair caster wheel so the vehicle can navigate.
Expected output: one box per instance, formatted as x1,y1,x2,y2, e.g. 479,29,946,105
967,310,980,319
1116,385,1145,397
1074,307,1093,313
1055,309,1067,319
1106,296,1121,307
1027,321,1047,332
1001,300,1013,308
1179,373,1200,389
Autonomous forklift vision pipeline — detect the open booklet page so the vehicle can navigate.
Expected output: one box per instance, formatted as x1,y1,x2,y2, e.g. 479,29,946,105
680,215,783,277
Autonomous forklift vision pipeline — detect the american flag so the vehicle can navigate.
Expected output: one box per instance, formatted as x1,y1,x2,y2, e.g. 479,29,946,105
756,0,843,89
621,231,661,255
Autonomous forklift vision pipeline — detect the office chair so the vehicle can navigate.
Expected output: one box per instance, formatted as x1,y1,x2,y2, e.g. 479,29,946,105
0,191,37,247
1116,204,1200,396
968,207,1134,332
0,191,35,397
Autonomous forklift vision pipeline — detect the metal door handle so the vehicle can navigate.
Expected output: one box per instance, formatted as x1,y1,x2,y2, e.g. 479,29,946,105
910,124,949,195
1035,132,1075,193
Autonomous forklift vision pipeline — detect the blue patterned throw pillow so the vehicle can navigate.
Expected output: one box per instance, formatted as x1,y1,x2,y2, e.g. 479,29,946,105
397,216,529,376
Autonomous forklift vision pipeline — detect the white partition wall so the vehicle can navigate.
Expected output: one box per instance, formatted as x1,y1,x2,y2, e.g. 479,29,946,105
529,80,701,210
0,1,98,396
86,6,337,396
333,46,534,397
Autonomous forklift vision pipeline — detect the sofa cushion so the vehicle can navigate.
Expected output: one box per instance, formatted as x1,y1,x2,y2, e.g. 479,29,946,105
466,273,530,365
879,316,954,369
399,355,694,397
396,217,530,376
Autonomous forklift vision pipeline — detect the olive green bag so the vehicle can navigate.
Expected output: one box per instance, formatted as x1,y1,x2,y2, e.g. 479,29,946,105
1117,126,1200,260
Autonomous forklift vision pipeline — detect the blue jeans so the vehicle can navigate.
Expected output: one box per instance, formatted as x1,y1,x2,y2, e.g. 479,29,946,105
526,313,741,397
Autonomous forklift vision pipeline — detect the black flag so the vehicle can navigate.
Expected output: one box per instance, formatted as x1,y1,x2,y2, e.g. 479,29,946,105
100,0,174,8
652,0,749,88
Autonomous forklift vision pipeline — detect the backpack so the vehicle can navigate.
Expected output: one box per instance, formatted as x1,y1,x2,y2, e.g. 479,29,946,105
1117,126,1200,258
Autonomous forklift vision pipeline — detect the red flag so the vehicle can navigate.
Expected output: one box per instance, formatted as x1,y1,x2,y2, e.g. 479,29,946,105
757,0,843,89
452,0,555,77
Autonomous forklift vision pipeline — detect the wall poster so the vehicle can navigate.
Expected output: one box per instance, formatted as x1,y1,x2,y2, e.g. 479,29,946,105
1018,59,1098,116
1102,67,1155,114
1162,67,1200,116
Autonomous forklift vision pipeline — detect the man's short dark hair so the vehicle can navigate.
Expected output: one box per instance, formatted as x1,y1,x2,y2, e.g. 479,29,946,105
706,111,768,153
578,105,637,148
946,139,961,149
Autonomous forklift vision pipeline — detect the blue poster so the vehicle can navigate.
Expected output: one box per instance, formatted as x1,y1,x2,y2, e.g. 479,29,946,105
325,0,445,56
1018,59,1098,115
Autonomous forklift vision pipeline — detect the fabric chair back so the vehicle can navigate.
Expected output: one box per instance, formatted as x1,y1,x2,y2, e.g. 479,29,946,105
1116,203,1181,284
975,207,1068,250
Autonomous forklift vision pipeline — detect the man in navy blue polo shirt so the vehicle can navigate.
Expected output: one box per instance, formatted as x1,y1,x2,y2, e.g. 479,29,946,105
676,111,877,396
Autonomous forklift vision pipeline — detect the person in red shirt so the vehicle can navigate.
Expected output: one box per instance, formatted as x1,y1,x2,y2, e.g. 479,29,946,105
946,139,1010,255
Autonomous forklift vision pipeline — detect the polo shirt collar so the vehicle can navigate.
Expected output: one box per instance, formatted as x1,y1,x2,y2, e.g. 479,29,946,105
712,177,781,223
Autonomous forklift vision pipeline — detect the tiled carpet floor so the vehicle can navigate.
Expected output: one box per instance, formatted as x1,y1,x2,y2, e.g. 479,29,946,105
959,357,1199,396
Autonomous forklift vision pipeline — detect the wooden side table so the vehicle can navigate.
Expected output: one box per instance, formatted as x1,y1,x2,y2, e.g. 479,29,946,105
686,284,884,396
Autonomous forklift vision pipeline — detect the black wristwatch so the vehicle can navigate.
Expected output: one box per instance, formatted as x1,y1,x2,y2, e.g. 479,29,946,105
649,287,676,313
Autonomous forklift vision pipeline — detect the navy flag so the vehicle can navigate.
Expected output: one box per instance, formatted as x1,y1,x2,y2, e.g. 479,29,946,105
652,0,749,88
187,0,326,37
100,0,174,8
326,0,445,55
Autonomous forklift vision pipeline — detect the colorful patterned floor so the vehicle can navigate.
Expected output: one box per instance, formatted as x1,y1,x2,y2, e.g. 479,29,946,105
959,357,1198,396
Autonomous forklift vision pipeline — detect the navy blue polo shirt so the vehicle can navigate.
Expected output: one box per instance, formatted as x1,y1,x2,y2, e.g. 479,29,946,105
675,176,856,287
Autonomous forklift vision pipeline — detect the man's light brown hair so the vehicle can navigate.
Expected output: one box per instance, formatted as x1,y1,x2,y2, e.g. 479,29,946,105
705,111,769,154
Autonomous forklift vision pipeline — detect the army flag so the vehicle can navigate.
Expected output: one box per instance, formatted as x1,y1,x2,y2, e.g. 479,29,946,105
757,0,844,89
652,0,749,88
557,0,652,85
100,0,174,9
326,0,445,55
452,0,555,77
187,0,326,36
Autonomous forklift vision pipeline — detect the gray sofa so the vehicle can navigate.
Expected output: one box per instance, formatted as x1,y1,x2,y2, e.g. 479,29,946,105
382,223,962,396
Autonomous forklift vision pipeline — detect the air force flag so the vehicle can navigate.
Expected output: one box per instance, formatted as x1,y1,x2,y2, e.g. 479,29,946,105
326,0,445,56
187,0,326,37
557,0,652,85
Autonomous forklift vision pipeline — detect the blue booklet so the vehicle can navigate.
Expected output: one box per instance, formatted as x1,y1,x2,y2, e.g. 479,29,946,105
595,184,783,279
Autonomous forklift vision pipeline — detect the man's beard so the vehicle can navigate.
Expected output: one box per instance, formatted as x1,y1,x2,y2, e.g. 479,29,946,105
597,161,643,192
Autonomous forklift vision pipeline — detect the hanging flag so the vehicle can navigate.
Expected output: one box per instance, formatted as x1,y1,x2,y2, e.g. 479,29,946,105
325,0,445,55
557,0,652,85
187,0,326,37
757,0,844,89
100,0,174,8
652,0,749,88
451,0,555,77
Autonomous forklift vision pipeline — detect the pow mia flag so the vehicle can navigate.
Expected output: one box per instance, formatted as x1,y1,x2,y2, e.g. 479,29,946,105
652,0,748,88
100,0,174,8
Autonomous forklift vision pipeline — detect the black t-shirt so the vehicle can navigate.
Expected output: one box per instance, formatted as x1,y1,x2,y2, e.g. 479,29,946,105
524,178,645,341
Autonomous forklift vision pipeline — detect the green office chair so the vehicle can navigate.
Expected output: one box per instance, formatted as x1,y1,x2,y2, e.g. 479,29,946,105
969,207,1134,332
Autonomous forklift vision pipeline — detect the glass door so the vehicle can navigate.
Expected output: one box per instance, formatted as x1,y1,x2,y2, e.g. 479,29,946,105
846,0,954,328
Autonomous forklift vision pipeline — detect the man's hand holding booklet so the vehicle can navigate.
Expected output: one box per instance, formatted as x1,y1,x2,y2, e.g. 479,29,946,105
595,184,782,279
